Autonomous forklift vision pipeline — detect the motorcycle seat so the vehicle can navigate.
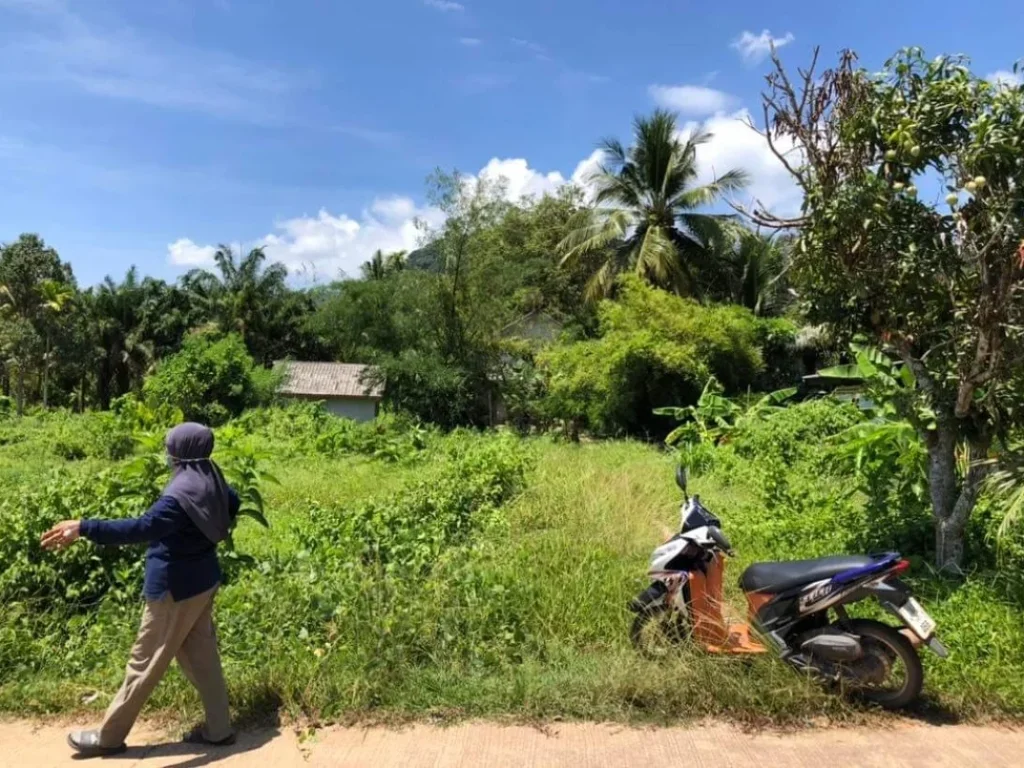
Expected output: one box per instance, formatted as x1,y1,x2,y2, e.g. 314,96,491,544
740,555,876,594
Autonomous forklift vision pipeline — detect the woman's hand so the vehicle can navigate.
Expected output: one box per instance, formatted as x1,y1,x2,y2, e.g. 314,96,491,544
41,520,82,551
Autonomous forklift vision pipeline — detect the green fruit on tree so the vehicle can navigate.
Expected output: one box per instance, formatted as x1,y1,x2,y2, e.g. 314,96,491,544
945,193,959,206
893,181,905,191
905,185,918,197
966,181,978,193
974,176,987,189
885,149,898,162
911,145,921,158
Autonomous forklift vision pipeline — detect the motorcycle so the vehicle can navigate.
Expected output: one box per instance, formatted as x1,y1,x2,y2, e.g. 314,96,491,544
629,466,948,709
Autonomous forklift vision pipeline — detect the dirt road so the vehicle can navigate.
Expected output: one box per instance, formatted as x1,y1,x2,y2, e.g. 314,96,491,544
3,719,1021,767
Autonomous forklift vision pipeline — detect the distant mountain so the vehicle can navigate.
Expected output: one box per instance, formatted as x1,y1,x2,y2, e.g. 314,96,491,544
406,241,443,272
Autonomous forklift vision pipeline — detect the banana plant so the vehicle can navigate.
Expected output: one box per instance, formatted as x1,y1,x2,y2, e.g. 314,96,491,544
655,376,797,447
982,446,1024,543
817,342,935,428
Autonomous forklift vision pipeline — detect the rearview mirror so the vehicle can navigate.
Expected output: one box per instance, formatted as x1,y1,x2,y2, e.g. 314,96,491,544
675,465,688,494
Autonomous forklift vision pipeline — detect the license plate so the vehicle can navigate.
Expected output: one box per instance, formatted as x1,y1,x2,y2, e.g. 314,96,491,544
897,597,937,640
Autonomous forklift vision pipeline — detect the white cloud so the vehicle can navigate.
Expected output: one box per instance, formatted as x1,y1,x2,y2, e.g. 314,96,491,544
424,0,464,11
679,110,801,215
648,84,737,116
1,0,308,121
510,37,550,62
166,156,587,279
255,198,446,280
167,238,218,267
569,149,606,201
459,37,482,47
167,199,442,281
166,127,802,282
476,158,567,200
988,70,1023,87
731,29,795,64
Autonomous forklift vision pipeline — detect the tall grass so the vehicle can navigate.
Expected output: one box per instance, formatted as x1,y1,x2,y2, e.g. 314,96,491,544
2,410,1024,725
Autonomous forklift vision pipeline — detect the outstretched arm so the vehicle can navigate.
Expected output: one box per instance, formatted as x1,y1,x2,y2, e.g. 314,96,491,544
41,497,185,551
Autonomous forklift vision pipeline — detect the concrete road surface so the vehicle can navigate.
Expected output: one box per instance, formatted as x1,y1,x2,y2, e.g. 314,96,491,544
2,719,1022,767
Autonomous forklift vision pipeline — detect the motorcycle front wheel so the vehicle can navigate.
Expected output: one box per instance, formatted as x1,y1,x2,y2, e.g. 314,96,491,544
629,584,691,658
838,618,924,709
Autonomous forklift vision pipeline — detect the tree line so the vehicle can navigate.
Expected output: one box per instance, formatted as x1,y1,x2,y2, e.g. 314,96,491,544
0,111,794,424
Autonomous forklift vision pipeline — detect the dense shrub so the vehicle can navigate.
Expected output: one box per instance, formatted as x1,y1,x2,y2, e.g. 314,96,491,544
0,462,163,609
0,434,271,611
728,398,862,465
49,411,135,462
143,332,279,425
231,402,433,462
753,317,804,390
299,433,530,573
537,277,772,437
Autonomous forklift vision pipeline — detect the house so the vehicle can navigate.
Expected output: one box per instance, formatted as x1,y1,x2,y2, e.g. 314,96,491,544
277,362,384,422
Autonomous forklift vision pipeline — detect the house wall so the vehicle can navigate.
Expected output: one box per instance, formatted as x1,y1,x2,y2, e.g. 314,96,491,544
321,397,379,422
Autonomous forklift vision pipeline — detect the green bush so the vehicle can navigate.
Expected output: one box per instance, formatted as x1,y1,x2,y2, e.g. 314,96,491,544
143,332,279,425
729,398,862,465
0,463,163,609
537,277,769,437
299,433,530,573
51,411,135,462
231,402,433,462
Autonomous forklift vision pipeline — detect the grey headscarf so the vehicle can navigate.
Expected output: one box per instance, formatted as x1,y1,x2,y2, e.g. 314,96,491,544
163,423,232,544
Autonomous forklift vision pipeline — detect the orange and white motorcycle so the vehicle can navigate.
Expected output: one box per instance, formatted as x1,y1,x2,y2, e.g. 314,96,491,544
629,467,948,709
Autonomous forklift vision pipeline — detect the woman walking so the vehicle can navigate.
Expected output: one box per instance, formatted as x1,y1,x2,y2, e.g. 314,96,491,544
41,423,240,757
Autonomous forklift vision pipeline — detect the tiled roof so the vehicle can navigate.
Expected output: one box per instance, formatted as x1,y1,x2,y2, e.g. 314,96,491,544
278,362,384,399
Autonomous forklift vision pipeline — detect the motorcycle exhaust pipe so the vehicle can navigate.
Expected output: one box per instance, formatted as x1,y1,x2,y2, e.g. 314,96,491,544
801,631,863,662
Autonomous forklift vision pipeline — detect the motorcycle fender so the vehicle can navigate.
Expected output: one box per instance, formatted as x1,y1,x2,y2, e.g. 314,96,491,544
866,582,948,658
862,580,912,611
629,581,668,613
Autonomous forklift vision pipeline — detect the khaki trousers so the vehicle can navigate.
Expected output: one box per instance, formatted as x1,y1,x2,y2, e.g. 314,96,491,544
98,585,231,746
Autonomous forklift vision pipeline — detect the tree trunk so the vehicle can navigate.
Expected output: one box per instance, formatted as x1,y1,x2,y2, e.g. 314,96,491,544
927,421,989,572
97,356,111,411
15,363,25,417
42,333,50,409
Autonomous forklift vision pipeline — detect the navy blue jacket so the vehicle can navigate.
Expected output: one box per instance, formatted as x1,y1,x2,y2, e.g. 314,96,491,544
80,489,240,602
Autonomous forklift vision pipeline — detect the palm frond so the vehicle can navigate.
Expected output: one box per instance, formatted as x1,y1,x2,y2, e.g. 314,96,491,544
558,209,633,265
671,168,751,209
633,224,684,290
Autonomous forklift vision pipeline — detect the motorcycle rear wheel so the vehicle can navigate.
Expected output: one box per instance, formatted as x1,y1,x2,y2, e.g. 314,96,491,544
839,618,924,709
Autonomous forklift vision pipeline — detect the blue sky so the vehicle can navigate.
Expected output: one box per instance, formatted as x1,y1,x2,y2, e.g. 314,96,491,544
1,0,1021,286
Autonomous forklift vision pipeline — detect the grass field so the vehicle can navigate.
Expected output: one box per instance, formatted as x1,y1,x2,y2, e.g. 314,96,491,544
1,408,1024,727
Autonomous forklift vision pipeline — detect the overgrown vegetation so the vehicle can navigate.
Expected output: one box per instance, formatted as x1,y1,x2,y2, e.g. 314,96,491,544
2,403,1024,726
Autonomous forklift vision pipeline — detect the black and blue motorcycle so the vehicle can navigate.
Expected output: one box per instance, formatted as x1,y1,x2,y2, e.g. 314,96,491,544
630,467,948,709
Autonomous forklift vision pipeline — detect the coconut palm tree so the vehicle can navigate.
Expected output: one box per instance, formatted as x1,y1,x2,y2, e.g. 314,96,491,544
559,110,749,301
361,249,407,280
182,245,289,363
706,227,793,316
89,269,156,408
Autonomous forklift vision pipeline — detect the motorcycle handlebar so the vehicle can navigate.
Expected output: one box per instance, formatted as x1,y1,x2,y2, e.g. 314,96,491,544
708,526,734,556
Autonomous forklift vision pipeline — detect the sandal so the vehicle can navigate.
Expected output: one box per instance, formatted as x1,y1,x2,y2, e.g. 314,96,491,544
67,730,127,757
182,726,237,746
